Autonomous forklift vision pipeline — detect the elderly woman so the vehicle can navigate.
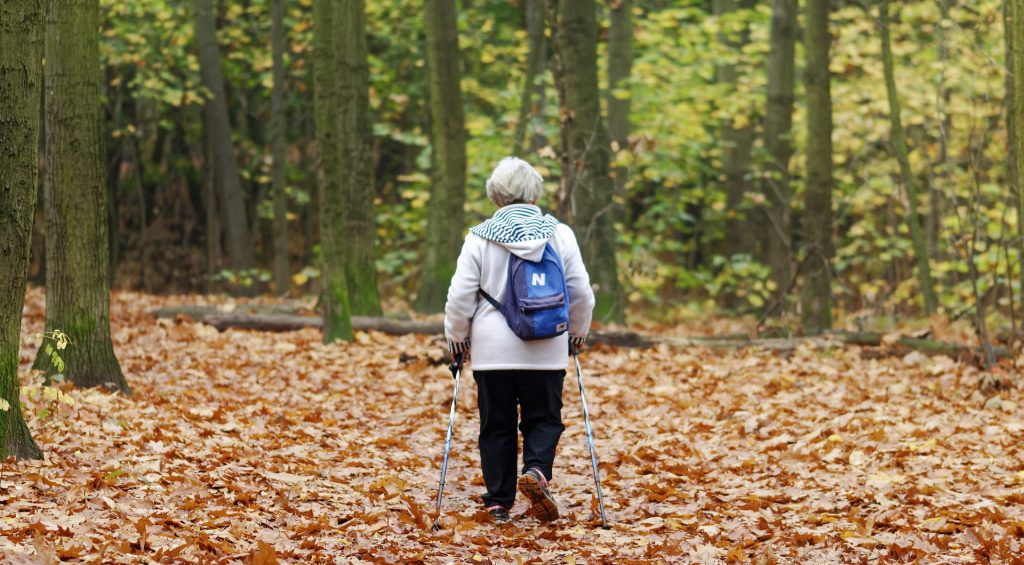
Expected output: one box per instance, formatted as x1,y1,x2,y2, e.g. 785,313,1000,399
444,157,596,524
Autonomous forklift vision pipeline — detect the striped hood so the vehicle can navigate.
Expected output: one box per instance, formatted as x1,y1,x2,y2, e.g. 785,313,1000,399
470,204,560,262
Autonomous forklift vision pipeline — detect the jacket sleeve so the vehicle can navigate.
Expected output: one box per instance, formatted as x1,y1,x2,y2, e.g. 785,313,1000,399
559,225,595,342
444,235,481,352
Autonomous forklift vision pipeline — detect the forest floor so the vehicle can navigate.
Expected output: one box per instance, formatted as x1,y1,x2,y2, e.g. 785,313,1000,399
3,289,1024,563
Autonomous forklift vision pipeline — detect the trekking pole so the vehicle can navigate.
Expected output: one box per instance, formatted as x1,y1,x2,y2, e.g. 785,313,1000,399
572,344,610,529
431,352,464,531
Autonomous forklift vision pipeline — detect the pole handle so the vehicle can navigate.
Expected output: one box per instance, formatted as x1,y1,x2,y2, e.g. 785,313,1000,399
449,352,464,379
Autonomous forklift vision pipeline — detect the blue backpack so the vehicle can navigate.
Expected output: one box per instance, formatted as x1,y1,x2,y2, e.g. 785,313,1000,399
479,243,570,341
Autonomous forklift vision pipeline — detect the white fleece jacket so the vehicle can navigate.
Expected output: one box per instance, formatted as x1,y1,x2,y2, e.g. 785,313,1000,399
444,205,596,371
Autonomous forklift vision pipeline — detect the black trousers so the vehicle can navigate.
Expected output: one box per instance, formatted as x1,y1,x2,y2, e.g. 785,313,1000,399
474,369,566,509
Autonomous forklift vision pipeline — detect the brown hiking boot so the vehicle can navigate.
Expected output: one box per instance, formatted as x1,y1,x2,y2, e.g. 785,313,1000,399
517,467,559,522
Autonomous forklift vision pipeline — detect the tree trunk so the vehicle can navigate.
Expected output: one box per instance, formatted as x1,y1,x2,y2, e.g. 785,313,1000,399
880,0,937,314
933,0,954,258
607,0,632,210
38,0,130,393
800,0,833,334
551,0,625,323
313,0,352,342
271,0,290,294
337,0,382,316
713,0,756,261
193,0,255,276
415,0,467,314
513,0,547,157
1010,0,1024,329
0,0,45,460
762,0,796,300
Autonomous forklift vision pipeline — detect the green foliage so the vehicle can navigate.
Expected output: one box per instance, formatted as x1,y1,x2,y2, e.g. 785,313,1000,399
2,331,77,421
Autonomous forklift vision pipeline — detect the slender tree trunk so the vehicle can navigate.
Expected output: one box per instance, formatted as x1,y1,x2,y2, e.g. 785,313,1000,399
271,0,290,294
37,0,130,393
801,0,833,334
193,0,255,275
313,0,352,342
415,0,467,314
0,0,45,460
607,0,633,209
513,0,547,157
932,0,954,257
880,0,937,314
551,0,625,323
1009,0,1024,329
337,0,381,316
762,0,796,300
713,0,756,260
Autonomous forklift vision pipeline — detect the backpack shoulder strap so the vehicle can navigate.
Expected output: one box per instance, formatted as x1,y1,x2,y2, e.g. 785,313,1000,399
478,288,503,310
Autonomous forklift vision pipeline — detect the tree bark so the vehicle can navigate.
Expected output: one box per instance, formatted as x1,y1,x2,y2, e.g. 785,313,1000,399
713,0,756,261
37,0,131,393
337,0,382,316
313,0,352,342
193,0,256,275
762,0,796,300
415,0,467,314
513,0,547,157
551,0,625,323
1010,0,1024,329
0,0,45,460
800,0,833,334
271,0,290,294
880,0,937,314
607,0,633,211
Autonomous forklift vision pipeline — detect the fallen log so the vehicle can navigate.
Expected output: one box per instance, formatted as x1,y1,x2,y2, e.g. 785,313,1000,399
150,305,1010,359
151,305,656,347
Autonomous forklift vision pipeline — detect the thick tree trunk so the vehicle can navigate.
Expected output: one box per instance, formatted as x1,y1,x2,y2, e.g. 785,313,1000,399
513,0,547,157
1010,0,1024,329
313,0,352,342
762,0,796,300
880,0,937,314
415,0,467,314
800,0,833,334
271,0,290,294
193,0,255,275
552,0,625,323
337,0,382,316
0,0,45,460
713,0,756,261
38,0,131,393
607,0,633,210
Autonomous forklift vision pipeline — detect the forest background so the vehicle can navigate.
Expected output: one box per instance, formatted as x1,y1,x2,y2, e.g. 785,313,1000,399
27,0,1019,330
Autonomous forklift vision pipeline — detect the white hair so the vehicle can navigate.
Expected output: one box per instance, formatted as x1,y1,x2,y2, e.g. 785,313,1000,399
485,157,545,206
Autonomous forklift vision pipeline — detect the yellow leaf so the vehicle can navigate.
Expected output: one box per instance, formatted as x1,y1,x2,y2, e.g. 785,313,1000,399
292,272,310,286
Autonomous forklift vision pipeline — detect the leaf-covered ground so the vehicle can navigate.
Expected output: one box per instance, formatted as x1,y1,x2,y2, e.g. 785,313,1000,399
3,289,1024,563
